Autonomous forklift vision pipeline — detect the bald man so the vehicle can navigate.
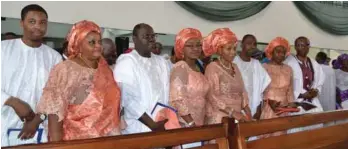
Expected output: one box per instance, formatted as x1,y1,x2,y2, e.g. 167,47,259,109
102,38,117,69
113,23,171,134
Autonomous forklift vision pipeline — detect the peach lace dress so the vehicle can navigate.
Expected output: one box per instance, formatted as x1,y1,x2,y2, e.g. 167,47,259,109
169,61,209,126
37,60,121,141
205,62,249,124
259,63,294,138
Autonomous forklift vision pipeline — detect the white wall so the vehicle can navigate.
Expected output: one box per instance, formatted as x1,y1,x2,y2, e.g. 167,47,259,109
1,1,347,51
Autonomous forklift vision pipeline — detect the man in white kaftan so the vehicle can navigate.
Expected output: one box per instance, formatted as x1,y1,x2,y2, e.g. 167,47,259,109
233,35,271,116
1,39,61,146
319,64,336,126
113,23,171,134
284,37,325,133
315,52,336,112
318,65,336,111
1,4,62,147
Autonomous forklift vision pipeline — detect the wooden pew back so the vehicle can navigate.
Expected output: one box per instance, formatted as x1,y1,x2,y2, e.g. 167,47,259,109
3,118,235,149
234,110,348,149
5,110,348,149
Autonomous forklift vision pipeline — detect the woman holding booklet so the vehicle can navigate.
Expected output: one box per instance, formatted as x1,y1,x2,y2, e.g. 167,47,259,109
258,37,298,138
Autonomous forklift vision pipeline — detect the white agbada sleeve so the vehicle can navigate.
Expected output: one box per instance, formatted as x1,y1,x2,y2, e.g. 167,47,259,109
252,59,271,115
1,90,11,106
319,65,336,111
284,55,306,100
1,42,12,106
233,56,271,115
285,56,324,133
113,55,146,120
312,59,325,95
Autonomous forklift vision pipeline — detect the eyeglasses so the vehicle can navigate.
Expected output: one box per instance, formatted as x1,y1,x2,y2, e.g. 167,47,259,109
141,34,157,40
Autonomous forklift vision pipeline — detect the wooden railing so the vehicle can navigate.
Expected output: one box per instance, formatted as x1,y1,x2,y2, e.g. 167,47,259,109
234,110,348,149
4,110,348,149
3,118,235,149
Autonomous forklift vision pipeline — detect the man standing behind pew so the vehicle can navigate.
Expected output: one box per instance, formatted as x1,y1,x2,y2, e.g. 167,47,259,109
1,4,62,146
233,34,271,116
315,52,336,112
284,36,325,133
113,23,171,134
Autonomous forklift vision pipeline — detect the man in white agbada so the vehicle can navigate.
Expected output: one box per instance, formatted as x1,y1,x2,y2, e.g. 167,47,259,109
233,34,271,116
315,52,336,112
1,4,62,147
113,23,171,134
284,37,325,133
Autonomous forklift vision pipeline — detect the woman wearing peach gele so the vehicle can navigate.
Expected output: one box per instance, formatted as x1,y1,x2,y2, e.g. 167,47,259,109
259,37,295,138
169,28,209,128
36,20,121,141
203,28,252,125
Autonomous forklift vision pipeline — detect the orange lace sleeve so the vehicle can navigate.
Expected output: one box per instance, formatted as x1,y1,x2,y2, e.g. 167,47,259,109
37,62,69,122
205,64,226,110
169,63,190,116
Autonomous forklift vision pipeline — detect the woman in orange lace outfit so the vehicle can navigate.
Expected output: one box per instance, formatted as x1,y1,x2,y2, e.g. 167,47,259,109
259,37,294,138
203,28,252,124
36,20,121,141
169,28,209,128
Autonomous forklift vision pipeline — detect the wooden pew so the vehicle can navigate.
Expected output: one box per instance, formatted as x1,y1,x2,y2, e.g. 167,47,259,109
3,117,235,149
232,110,348,149
4,110,348,149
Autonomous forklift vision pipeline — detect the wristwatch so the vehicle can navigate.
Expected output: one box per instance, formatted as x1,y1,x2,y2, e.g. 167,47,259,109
187,121,195,126
39,114,47,121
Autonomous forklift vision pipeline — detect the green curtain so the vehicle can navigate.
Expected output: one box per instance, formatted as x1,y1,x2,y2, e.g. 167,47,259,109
294,2,348,35
176,1,271,21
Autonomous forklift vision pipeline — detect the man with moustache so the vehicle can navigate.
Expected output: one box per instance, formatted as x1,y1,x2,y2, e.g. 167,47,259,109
233,34,271,116
1,4,62,146
113,23,171,134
